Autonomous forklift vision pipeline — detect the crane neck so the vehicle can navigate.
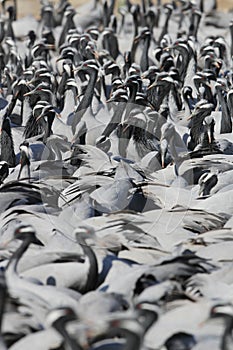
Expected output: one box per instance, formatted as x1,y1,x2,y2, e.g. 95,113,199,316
6,238,31,274
76,233,98,293
53,320,83,350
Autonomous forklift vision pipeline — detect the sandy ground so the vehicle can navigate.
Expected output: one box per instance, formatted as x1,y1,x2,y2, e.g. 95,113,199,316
13,0,233,19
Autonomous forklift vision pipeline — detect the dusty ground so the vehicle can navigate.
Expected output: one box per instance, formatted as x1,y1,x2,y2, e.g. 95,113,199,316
14,0,233,19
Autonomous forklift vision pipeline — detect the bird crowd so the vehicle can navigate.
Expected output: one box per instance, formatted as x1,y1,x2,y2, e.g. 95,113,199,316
0,0,233,348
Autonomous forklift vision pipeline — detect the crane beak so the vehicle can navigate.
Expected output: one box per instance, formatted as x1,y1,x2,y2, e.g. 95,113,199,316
133,35,141,43
0,237,14,249
147,82,156,90
46,44,56,50
160,137,168,168
122,123,130,133
106,96,115,103
94,50,99,59
198,317,208,327
207,127,212,144
161,153,165,168
214,61,221,69
163,46,171,52
26,78,35,86
76,92,83,100
23,90,33,97
73,66,82,73
147,101,155,110
36,114,44,122
187,113,193,120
